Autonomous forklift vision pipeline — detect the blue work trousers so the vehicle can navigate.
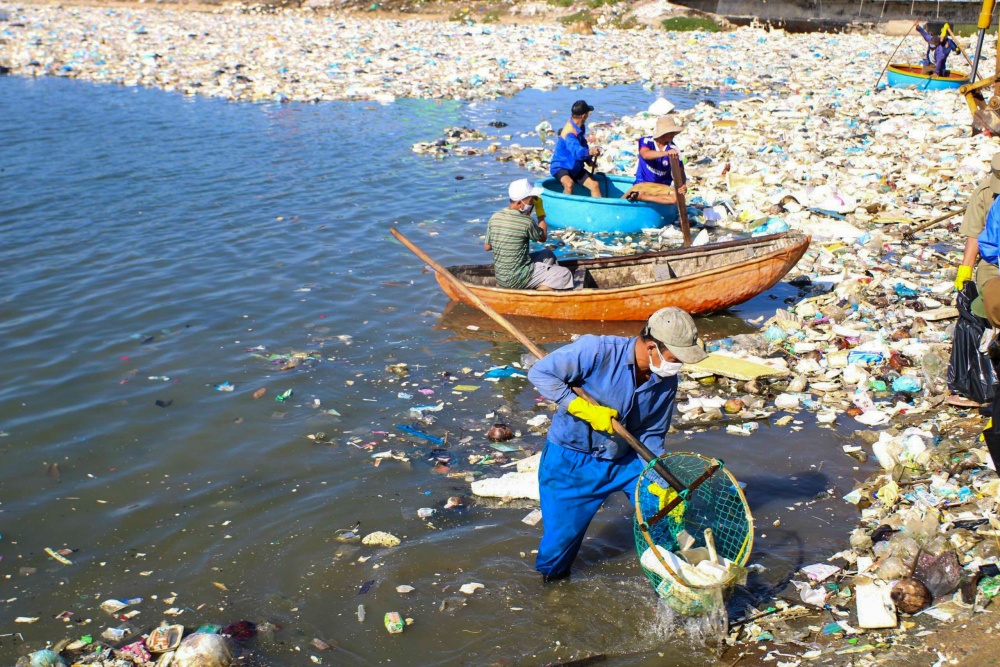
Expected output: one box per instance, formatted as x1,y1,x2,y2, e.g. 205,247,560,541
535,442,645,579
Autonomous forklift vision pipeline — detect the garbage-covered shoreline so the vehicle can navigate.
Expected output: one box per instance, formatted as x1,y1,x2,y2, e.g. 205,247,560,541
6,1,1000,664
0,3,967,104
414,78,1000,663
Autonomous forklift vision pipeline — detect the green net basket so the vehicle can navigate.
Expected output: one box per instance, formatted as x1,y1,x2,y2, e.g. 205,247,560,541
633,452,754,616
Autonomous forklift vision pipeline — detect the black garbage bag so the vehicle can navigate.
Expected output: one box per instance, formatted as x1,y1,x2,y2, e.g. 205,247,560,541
947,281,998,404
983,387,1000,468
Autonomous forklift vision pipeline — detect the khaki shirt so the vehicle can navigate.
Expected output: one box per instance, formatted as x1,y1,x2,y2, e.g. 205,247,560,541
960,177,1000,289
960,178,994,238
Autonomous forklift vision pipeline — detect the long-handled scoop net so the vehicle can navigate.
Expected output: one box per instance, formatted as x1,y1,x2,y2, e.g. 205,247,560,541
390,228,754,613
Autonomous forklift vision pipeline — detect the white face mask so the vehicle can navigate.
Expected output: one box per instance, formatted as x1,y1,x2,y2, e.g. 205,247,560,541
520,201,535,215
649,347,683,378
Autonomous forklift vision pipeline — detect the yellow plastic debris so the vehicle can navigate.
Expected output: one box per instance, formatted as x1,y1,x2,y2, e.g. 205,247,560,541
684,353,788,381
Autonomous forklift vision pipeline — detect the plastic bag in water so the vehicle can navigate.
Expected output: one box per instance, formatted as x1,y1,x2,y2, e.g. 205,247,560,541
173,634,235,667
750,217,789,237
15,651,66,667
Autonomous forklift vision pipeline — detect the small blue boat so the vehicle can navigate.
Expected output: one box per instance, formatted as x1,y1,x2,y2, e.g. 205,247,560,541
886,63,968,90
539,174,679,234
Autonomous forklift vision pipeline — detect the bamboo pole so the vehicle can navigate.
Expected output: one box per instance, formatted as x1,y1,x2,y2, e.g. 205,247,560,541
874,21,916,91
389,227,693,494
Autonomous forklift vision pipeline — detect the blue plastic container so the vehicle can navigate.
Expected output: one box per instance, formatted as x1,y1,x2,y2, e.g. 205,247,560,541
539,174,679,234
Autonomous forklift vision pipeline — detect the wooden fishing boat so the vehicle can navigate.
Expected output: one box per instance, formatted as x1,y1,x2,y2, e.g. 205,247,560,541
539,174,679,234
886,64,968,90
433,232,811,320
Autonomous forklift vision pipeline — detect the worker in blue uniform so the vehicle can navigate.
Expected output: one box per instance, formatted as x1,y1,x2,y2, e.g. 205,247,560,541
526,307,708,582
916,21,960,76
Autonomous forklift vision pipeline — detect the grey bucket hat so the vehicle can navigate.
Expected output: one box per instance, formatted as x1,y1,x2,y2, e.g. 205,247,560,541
645,307,708,364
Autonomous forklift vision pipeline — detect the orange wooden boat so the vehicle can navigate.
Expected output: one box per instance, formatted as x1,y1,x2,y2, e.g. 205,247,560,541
433,232,811,320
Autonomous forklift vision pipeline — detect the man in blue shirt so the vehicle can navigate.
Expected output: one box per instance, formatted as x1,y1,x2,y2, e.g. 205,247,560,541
550,100,603,198
623,115,688,206
526,307,707,582
916,22,960,76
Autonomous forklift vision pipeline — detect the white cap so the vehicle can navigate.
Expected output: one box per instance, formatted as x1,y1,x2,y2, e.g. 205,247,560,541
509,178,543,202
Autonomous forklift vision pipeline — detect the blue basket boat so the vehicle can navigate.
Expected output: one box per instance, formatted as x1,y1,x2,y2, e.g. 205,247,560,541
886,63,968,90
539,174,679,234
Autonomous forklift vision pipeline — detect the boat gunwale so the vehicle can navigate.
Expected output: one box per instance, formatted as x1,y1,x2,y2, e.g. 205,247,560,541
887,63,969,83
440,232,810,298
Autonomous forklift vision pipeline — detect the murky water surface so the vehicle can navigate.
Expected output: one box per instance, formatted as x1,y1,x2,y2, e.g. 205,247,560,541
0,77,873,665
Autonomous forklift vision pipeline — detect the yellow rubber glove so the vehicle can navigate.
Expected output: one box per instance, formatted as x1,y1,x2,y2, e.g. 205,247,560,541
955,264,973,291
941,23,951,40
533,196,546,222
567,396,618,434
647,482,686,522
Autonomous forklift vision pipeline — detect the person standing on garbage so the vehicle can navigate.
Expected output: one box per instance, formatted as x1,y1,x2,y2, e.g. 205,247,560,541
550,100,603,198
622,115,688,206
484,178,574,291
956,153,1000,292
526,307,707,582
915,21,960,76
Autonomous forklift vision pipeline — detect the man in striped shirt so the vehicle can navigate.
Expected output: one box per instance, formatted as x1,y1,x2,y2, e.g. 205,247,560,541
485,179,574,291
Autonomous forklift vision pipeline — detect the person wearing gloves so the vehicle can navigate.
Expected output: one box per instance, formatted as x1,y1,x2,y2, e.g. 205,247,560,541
956,153,1000,293
972,197,1000,466
623,115,688,205
550,100,603,198
485,178,574,291
526,307,707,582
916,21,960,77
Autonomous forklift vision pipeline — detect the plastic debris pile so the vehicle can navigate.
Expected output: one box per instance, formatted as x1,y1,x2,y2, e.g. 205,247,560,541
0,6,992,107
416,77,998,258
16,621,256,667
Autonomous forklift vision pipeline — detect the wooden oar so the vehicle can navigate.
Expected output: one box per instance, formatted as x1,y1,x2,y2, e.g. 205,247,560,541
945,26,979,80
874,22,916,91
585,161,605,198
390,226,697,498
669,156,692,247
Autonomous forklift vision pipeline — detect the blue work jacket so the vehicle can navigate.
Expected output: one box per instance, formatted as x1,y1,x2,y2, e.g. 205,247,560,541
527,335,677,460
917,26,959,76
550,120,591,175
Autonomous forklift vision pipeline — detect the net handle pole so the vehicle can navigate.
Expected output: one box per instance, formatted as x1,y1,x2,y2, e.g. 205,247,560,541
391,226,688,492
641,462,721,530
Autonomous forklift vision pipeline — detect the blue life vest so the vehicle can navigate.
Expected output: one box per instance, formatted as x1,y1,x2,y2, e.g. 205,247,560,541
978,196,1000,265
